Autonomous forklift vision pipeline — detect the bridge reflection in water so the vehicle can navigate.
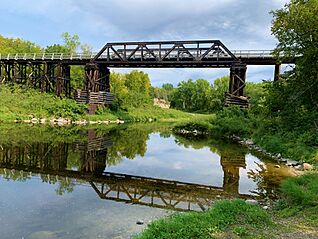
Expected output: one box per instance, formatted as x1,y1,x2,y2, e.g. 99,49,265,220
0,129,254,212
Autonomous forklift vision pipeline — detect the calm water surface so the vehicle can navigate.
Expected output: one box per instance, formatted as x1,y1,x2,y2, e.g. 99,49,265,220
0,124,296,239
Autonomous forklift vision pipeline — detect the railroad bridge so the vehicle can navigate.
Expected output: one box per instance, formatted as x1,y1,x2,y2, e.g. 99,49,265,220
0,40,295,108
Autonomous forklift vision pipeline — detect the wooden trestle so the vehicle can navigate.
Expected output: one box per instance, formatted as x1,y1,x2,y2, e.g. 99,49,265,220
0,62,71,97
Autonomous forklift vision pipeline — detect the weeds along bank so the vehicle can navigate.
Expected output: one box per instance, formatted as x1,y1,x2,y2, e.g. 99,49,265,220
135,173,318,239
174,105,318,165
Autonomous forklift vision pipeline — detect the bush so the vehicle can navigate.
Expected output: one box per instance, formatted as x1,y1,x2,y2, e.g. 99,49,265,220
210,106,255,138
46,99,86,119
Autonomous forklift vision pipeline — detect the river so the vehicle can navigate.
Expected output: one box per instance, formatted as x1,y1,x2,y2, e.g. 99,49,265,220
0,123,296,239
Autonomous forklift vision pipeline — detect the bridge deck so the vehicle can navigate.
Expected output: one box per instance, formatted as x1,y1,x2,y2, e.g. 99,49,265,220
0,48,295,68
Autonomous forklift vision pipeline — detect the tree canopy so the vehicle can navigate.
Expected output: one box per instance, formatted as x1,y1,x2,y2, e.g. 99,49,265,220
0,35,42,54
170,76,229,112
271,0,318,109
268,0,318,130
110,70,153,110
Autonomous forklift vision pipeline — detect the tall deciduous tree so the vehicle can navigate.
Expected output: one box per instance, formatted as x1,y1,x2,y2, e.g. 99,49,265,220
45,32,93,89
110,71,153,110
270,0,318,112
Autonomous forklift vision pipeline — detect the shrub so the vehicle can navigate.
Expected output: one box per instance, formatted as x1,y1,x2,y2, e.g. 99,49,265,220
210,106,255,138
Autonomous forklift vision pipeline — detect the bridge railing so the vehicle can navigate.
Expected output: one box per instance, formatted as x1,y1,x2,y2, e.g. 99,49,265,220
0,52,95,61
232,50,275,58
0,51,291,61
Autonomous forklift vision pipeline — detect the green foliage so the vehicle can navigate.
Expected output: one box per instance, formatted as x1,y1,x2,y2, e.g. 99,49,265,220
45,44,69,53
135,200,272,239
110,70,153,110
0,35,43,54
152,83,175,102
46,98,86,119
210,106,254,138
61,32,80,53
173,121,213,135
212,76,230,110
271,0,318,112
170,76,229,113
170,79,214,112
0,85,86,120
280,173,318,208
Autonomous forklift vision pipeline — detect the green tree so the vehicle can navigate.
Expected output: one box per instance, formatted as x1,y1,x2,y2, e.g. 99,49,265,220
61,32,80,53
162,83,175,101
110,72,129,109
0,35,43,54
45,32,93,89
171,79,215,112
45,44,69,53
110,71,153,110
80,44,93,55
211,76,229,111
125,70,152,107
270,0,318,112
268,0,318,130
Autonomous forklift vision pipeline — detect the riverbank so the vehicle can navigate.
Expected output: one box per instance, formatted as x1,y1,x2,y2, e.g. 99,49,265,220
0,85,212,125
135,173,318,239
173,107,318,165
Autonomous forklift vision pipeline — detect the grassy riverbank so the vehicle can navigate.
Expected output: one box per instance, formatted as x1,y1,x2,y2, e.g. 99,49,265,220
135,173,318,239
173,106,318,164
0,85,212,123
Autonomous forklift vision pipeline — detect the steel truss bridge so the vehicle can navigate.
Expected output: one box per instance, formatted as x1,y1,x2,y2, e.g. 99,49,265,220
0,40,296,108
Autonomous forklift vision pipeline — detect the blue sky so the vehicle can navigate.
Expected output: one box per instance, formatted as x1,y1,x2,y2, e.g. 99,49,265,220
0,0,289,86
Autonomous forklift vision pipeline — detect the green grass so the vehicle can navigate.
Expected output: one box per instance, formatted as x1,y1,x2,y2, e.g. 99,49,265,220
136,173,318,239
0,85,86,120
0,85,213,123
87,105,214,123
278,173,318,209
135,200,273,239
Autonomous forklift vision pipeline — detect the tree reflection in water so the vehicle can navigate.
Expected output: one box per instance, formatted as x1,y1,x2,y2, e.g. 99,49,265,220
0,124,295,211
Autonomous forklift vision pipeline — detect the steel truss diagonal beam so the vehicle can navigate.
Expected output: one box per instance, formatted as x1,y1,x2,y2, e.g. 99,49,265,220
92,40,238,67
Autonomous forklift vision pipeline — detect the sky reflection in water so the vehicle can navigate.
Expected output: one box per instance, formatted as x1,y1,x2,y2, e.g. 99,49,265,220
0,124,295,239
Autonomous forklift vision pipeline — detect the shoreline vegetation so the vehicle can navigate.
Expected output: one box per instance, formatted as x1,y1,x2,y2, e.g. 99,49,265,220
134,173,318,239
0,85,213,125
